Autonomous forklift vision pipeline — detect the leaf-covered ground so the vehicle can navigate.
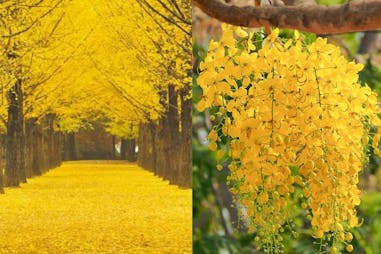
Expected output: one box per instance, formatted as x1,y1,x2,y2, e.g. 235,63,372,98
0,161,191,254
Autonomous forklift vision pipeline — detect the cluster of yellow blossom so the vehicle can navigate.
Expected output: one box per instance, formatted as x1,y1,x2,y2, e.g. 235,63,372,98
197,25,381,253
0,162,191,254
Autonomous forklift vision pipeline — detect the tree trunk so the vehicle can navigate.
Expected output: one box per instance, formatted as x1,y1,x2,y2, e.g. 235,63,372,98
148,122,157,172
167,85,180,184
155,117,167,178
47,115,55,169
16,79,26,183
138,123,150,169
0,169,3,193
40,118,49,173
154,89,171,180
53,132,62,167
17,80,26,183
0,135,4,193
31,119,42,176
5,85,21,187
63,133,76,161
137,123,156,171
120,138,127,160
111,135,116,159
125,139,136,162
25,119,34,178
137,124,145,167
179,87,192,188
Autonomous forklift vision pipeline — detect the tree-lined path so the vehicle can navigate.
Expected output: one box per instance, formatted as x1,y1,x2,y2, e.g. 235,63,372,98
0,0,191,192
0,161,191,254
0,1,191,251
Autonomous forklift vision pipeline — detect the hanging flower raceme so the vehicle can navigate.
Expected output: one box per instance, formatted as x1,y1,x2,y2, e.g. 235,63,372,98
197,24,381,253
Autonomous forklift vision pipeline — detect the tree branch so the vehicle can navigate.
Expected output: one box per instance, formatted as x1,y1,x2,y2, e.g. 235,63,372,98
193,0,381,34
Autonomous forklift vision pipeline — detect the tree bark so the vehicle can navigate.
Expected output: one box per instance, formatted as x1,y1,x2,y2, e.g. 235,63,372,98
137,123,155,171
0,170,3,193
54,132,62,167
193,0,381,34
179,87,192,188
167,85,180,184
111,135,116,159
155,117,167,178
16,79,26,183
125,139,136,162
25,119,34,178
137,124,145,167
148,122,157,173
0,135,4,193
5,83,22,187
63,133,76,160
120,138,127,160
31,119,42,176
46,114,54,169
137,125,143,165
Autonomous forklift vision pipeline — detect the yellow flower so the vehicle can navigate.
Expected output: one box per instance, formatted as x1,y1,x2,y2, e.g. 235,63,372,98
208,130,218,142
208,142,217,151
268,28,279,42
235,27,249,38
345,232,353,242
346,244,354,252
197,23,380,253
258,192,269,204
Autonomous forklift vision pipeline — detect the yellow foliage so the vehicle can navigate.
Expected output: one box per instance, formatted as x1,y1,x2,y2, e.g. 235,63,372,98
0,0,191,138
0,162,191,254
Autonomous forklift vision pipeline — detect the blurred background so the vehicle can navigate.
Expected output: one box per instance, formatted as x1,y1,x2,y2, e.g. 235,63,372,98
192,0,381,253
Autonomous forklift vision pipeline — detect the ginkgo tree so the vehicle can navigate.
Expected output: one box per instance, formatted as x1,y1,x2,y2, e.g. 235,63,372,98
0,0,192,193
0,0,66,187
90,0,192,187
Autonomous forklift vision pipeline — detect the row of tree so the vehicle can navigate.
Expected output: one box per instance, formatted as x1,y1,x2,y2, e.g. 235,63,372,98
0,0,191,193
138,85,191,188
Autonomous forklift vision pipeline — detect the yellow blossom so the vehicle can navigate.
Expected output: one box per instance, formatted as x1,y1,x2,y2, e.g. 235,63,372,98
197,24,381,253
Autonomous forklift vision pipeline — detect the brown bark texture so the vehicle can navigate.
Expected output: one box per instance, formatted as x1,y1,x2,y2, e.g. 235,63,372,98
5,85,22,187
3,111,62,191
137,123,155,171
193,0,381,34
125,139,136,162
63,133,76,160
179,87,192,188
136,85,191,188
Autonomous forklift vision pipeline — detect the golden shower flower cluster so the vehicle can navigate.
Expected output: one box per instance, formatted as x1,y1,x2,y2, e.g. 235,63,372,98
197,25,381,253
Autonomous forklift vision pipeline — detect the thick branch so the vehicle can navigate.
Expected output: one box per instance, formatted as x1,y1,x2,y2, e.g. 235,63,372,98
193,0,381,34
